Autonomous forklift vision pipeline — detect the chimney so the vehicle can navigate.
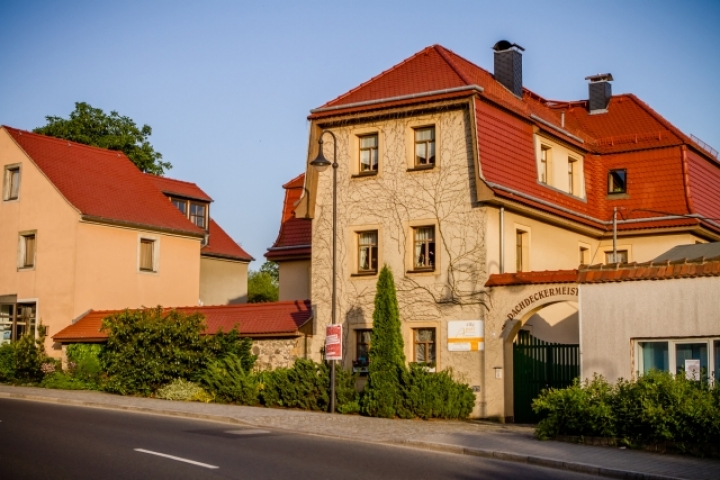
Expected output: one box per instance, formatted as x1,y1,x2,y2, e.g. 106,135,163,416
493,40,525,97
585,73,614,114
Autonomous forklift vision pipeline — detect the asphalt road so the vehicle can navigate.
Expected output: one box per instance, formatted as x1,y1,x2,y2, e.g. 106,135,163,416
0,398,602,480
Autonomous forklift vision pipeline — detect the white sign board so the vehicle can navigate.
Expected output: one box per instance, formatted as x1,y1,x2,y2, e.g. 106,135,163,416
447,320,484,352
685,359,701,380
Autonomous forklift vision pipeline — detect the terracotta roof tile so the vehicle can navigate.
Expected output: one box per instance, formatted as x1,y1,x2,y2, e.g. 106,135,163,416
579,257,720,283
53,300,313,342
202,219,253,262
266,173,311,261
485,270,577,287
4,126,204,237
144,174,213,202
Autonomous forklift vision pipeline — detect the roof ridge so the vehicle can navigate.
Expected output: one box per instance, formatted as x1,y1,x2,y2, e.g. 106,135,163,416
146,173,201,187
3,125,133,159
319,45,441,108
433,45,473,85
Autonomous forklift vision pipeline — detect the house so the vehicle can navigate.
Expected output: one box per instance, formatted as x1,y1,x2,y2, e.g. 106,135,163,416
265,173,311,301
285,41,720,419
0,126,251,356
53,300,314,369
578,242,720,385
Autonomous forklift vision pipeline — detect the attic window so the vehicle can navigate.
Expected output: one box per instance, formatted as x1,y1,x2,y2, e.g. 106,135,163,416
608,169,627,194
3,165,20,201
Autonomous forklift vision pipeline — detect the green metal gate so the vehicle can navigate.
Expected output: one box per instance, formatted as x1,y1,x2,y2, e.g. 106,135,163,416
513,331,579,423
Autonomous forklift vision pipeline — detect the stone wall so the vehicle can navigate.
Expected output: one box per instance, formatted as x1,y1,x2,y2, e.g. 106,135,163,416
251,337,303,370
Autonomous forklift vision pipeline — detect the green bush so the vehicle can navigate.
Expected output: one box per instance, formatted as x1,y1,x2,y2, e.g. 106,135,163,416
156,379,212,402
200,354,261,405
402,365,476,419
12,333,48,383
41,371,96,390
66,343,103,386
533,371,720,451
100,308,256,395
0,343,16,382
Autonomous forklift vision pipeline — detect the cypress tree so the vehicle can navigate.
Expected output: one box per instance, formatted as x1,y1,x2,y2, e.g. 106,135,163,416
361,265,409,418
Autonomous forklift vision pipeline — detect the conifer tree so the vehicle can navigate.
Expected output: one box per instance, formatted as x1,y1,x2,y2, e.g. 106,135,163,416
361,265,410,418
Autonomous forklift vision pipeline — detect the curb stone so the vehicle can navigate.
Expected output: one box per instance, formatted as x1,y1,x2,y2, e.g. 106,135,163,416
0,391,699,480
399,440,685,480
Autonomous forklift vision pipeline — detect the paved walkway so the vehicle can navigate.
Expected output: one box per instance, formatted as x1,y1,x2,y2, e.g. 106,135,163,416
1,384,718,480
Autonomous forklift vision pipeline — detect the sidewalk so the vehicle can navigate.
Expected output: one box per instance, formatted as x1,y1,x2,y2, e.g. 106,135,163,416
1,384,718,480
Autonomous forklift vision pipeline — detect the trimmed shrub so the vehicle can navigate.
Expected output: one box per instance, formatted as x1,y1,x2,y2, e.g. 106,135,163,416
361,266,411,418
13,333,48,383
402,365,476,419
200,354,261,405
156,379,213,402
0,343,16,382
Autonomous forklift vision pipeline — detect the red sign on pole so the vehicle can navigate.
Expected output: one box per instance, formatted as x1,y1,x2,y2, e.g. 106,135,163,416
325,325,342,361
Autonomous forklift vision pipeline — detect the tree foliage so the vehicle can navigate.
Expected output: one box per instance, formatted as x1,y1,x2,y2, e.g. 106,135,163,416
248,262,279,303
361,265,411,418
34,102,171,175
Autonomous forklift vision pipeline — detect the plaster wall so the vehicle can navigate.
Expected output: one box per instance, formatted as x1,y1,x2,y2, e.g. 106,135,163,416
0,129,80,353
200,256,248,305
580,276,720,382
278,259,310,301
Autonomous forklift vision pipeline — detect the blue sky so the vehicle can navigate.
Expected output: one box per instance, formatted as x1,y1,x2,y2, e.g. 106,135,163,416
1,1,719,266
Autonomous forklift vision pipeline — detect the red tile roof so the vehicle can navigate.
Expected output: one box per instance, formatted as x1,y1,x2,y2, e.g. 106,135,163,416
485,270,578,287
578,258,720,284
144,174,213,202
308,45,720,237
4,126,204,237
53,300,313,342
266,173,312,261
202,218,253,262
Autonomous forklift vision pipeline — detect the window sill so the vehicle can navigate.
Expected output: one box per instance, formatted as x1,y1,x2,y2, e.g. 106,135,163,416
607,192,629,199
351,272,377,277
17,266,35,272
407,165,435,172
139,269,157,274
406,268,436,274
351,172,378,178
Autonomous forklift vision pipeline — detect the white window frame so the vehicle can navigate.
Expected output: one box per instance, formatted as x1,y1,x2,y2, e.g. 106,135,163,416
635,337,720,384
3,164,21,201
137,234,160,274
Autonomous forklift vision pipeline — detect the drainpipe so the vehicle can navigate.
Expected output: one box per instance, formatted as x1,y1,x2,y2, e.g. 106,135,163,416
612,207,618,263
499,207,505,273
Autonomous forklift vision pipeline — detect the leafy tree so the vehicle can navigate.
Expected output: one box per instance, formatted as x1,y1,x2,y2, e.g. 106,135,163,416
259,261,279,283
34,102,171,175
247,266,279,303
361,265,411,418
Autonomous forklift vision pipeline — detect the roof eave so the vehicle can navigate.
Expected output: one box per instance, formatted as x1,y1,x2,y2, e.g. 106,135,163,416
81,215,206,238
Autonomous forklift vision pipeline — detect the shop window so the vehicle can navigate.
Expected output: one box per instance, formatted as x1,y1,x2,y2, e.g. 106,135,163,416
412,226,435,271
357,231,378,274
413,328,436,364
3,165,20,201
358,134,379,174
414,126,435,167
637,338,718,383
608,169,627,194
354,329,372,372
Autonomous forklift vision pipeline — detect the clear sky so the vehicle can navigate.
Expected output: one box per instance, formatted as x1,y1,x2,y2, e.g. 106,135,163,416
1,0,719,266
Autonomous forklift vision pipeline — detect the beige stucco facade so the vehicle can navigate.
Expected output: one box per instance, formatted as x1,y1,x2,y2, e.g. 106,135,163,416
278,259,310,301
200,256,249,305
579,276,720,382
0,129,202,356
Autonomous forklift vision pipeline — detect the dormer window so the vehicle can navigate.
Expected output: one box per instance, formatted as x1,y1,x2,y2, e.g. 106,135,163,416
608,169,627,194
171,198,187,215
539,146,550,184
169,197,209,230
535,136,585,198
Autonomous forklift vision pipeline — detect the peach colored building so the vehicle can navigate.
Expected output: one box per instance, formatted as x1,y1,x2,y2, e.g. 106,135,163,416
0,126,251,357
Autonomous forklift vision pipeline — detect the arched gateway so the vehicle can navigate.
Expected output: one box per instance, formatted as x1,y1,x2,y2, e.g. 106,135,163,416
485,270,579,423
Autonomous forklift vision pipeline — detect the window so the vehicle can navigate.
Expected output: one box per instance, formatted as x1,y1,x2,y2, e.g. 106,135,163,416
539,146,550,184
0,302,37,344
414,127,435,167
3,166,20,201
139,238,156,272
357,231,378,273
608,169,627,194
190,202,206,228
516,229,529,272
413,226,435,270
568,158,577,195
413,328,436,364
171,198,187,215
605,249,628,264
354,329,372,369
18,233,36,269
579,246,589,265
637,338,719,383
359,134,379,173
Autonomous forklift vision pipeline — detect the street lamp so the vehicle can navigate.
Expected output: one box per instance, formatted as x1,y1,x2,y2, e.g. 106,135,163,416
310,130,338,414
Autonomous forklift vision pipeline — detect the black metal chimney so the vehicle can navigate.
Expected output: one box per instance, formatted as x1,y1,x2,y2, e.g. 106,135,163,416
493,40,525,97
585,73,614,114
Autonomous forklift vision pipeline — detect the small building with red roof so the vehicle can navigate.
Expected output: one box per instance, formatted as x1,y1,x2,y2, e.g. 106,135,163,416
287,40,720,419
0,126,252,356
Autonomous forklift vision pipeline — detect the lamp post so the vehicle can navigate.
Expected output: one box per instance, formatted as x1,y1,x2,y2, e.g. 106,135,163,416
310,129,338,414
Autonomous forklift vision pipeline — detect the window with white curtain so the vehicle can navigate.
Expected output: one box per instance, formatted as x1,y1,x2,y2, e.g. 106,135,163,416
413,226,435,270
357,231,378,273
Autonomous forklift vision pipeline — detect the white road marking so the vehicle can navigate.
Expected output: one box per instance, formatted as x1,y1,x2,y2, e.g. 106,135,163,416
134,448,219,469
225,429,270,435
